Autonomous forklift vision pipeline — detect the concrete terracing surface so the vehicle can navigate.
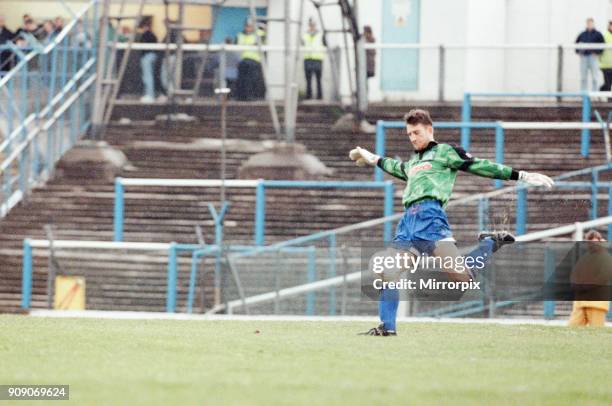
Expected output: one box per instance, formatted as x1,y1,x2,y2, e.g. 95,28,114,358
0,101,609,315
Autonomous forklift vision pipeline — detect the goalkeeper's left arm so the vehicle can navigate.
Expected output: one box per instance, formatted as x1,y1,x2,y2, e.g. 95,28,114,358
445,145,554,188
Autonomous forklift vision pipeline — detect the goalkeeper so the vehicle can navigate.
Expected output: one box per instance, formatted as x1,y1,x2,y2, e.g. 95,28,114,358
350,109,554,336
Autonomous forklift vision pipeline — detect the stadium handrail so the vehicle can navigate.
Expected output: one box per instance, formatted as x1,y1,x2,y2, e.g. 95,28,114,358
0,0,99,219
113,177,396,245
460,91,611,157
219,216,612,315
114,42,612,102
168,163,606,263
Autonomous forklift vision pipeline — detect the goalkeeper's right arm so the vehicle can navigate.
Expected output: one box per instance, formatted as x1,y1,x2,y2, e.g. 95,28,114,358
348,146,407,181
377,157,407,181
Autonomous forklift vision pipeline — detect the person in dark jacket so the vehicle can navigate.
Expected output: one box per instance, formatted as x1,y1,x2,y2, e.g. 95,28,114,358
0,15,15,72
576,18,605,91
137,17,158,102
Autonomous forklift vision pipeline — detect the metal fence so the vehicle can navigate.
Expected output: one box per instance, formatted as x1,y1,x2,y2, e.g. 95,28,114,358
0,0,99,218
110,42,612,102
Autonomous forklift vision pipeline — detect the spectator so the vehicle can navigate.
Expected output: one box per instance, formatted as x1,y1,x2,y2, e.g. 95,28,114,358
118,25,131,43
54,16,64,35
0,15,15,71
568,230,612,327
235,19,265,101
41,20,56,44
210,36,240,96
137,17,158,103
302,18,324,100
599,20,612,93
16,18,39,42
73,19,91,48
576,18,605,91
364,25,376,91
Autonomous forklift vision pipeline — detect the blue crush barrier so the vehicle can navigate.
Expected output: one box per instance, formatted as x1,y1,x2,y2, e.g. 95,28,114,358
461,91,596,157
112,178,396,246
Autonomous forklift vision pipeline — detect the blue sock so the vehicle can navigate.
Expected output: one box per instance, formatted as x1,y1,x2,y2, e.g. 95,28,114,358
378,288,399,331
466,238,495,276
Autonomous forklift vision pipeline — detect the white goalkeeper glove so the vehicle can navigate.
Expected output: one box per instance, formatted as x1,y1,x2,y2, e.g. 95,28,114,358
349,146,380,167
518,171,555,189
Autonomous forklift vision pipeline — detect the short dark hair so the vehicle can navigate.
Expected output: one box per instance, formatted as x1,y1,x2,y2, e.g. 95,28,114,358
404,109,433,127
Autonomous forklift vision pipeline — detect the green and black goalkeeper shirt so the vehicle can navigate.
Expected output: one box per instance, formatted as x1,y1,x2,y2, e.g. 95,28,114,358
377,141,520,208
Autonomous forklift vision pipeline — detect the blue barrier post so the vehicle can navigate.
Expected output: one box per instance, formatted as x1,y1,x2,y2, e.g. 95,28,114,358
21,239,33,309
516,187,527,235
113,178,124,242
543,247,556,319
328,234,337,315
581,94,591,157
375,120,385,182
166,242,178,313
306,246,316,315
254,180,266,246
461,93,472,150
590,169,598,220
383,181,394,242
608,187,612,240
48,46,59,109
494,123,504,189
7,69,14,138
187,251,200,313
478,197,489,231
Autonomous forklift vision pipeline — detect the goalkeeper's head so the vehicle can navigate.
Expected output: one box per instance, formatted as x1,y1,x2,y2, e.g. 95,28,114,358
404,109,434,152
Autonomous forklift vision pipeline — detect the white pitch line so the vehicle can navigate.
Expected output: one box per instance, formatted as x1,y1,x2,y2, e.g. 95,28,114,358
28,310,611,327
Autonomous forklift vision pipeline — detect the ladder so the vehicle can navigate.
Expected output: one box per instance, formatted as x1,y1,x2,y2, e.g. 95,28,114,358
247,0,305,141
311,0,365,120
91,0,145,138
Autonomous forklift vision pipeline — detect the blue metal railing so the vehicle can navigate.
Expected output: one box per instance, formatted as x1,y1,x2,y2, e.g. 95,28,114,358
0,0,99,218
461,92,593,157
113,178,396,245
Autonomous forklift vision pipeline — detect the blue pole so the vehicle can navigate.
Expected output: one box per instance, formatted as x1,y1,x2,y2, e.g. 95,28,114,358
113,178,124,242
516,187,527,235
581,94,591,157
494,123,504,189
306,246,316,315
7,73,14,139
20,63,28,136
21,239,33,309
608,187,612,240
187,250,204,314
543,247,556,319
254,180,266,246
461,93,472,150
328,234,336,316
375,120,385,182
590,169,598,220
166,242,178,313
383,181,394,242
48,46,58,109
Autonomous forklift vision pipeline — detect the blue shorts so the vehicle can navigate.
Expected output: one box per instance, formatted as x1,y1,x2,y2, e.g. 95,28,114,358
393,199,453,255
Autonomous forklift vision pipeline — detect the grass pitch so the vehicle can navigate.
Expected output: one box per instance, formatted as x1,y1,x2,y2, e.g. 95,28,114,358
1,315,611,405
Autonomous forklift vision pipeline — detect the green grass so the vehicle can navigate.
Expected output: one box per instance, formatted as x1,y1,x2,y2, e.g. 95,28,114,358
1,315,611,405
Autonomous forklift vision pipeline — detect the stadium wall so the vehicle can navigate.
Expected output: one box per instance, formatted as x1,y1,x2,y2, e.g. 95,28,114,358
266,0,611,101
